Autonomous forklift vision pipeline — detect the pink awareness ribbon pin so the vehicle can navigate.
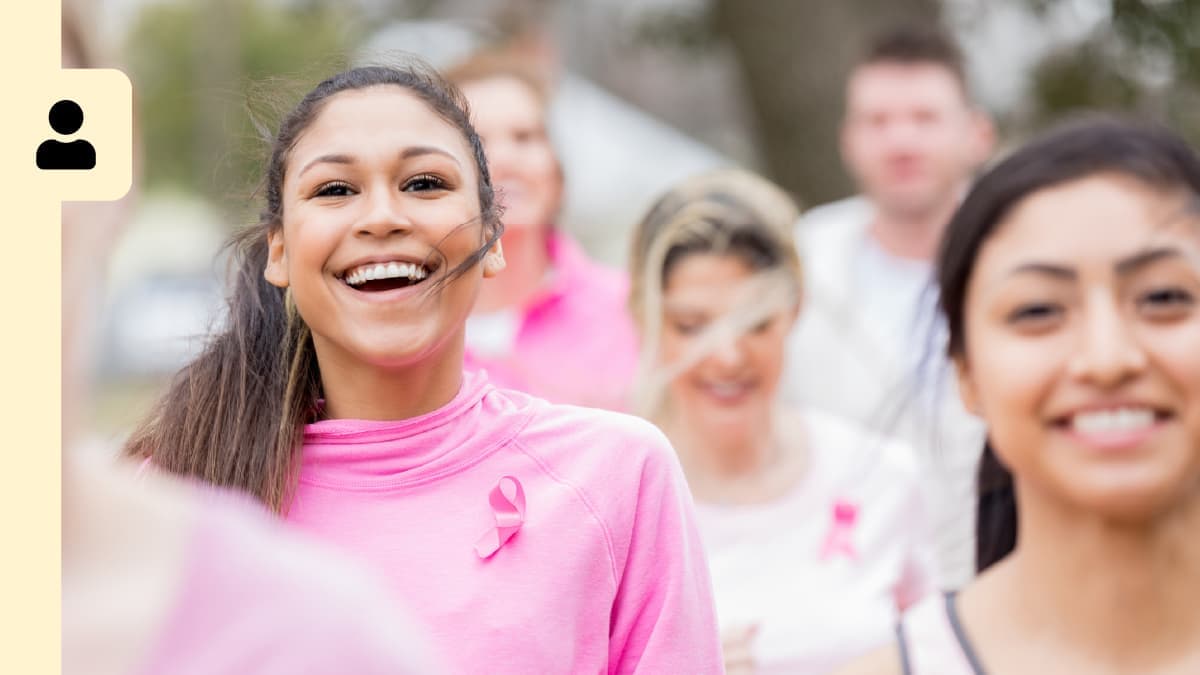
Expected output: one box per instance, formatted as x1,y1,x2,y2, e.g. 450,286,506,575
475,476,526,559
819,499,859,561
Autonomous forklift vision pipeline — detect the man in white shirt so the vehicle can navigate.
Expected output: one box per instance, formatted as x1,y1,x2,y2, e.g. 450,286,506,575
784,25,995,589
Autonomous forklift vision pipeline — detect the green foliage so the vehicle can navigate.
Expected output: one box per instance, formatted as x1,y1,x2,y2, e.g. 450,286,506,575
1031,42,1140,114
1026,0,1200,143
124,0,360,221
632,6,719,55
1112,0,1200,81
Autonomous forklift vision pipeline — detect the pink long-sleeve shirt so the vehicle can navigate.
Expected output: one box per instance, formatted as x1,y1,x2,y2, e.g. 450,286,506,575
286,369,722,673
464,232,639,411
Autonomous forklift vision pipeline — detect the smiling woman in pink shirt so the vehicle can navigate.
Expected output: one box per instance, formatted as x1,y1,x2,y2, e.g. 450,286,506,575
445,52,639,411
128,63,721,673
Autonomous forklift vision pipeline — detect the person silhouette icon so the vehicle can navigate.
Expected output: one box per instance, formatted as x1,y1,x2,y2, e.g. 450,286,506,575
37,100,97,170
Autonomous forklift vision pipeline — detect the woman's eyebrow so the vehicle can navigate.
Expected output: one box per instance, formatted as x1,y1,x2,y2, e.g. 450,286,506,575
298,153,354,178
400,145,461,166
1002,247,1189,281
297,146,460,179
1005,262,1075,281
1114,247,1184,276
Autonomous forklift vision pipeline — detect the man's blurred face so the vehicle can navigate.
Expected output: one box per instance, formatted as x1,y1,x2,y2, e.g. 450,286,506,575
842,62,989,222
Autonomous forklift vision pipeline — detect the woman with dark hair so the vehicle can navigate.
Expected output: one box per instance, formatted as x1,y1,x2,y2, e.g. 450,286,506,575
840,117,1200,673
127,62,721,673
62,8,437,672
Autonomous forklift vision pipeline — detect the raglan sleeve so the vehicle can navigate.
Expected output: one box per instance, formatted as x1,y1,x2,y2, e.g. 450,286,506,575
605,423,723,675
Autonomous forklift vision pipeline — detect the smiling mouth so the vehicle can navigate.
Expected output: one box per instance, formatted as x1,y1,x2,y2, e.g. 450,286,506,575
697,380,757,403
1053,407,1173,433
338,260,435,292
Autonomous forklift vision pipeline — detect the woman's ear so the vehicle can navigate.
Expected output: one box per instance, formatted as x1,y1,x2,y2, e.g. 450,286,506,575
954,353,983,416
483,239,507,278
264,229,290,288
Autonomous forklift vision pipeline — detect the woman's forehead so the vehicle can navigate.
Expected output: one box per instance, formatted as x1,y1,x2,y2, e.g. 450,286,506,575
976,175,1200,276
664,259,792,313
290,87,471,166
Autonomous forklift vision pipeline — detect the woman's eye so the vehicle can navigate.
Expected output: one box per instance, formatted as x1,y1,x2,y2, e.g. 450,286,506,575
1138,287,1195,315
314,182,354,198
403,173,448,193
672,321,705,336
1007,303,1061,326
751,318,774,334
513,129,540,145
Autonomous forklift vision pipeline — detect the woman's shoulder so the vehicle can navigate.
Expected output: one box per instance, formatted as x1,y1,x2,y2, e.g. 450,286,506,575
514,397,675,466
498,392,674,484
503,400,690,551
831,643,904,675
833,591,972,675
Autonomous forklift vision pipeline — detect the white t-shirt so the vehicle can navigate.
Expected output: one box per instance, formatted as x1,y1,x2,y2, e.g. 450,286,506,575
693,410,936,675
853,235,941,368
786,196,985,590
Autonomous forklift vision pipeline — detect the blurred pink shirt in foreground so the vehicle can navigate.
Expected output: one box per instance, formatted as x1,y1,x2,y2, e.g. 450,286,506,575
465,232,638,411
135,488,436,674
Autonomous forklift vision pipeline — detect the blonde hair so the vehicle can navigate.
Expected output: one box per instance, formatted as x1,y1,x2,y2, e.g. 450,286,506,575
628,168,802,417
443,49,554,106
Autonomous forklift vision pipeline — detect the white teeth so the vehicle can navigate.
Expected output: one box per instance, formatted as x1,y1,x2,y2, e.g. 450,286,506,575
343,261,430,287
1071,408,1155,434
707,382,747,397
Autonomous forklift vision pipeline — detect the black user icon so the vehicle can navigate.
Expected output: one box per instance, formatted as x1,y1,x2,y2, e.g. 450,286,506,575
37,99,96,170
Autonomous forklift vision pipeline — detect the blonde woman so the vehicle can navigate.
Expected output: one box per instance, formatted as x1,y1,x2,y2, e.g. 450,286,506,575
629,169,937,674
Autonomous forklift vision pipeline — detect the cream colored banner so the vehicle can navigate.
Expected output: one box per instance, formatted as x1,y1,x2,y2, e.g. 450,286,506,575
0,2,133,671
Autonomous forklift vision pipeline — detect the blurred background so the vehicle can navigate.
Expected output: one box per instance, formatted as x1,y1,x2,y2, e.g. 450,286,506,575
78,0,1200,448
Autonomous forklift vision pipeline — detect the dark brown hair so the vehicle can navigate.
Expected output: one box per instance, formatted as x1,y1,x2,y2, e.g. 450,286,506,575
125,64,502,512
935,116,1200,572
858,24,969,96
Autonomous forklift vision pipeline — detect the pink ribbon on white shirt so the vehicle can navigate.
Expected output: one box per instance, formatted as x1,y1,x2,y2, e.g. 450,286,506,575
475,476,526,559
819,499,859,562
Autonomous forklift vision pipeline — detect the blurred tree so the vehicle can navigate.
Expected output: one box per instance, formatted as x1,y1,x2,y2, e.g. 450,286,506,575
710,0,942,207
124,0,360,222
1024,0,1200,143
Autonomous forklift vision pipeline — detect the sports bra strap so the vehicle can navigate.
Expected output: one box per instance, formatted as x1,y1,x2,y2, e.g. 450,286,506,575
896,620,914,675
943,592,988,674
894,592,988,675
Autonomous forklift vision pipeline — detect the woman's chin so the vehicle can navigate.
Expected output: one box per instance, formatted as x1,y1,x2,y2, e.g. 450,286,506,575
318,327,448,372
677,387,766,420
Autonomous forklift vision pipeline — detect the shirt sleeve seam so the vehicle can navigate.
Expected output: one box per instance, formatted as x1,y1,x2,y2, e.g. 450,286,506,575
511,438,620,591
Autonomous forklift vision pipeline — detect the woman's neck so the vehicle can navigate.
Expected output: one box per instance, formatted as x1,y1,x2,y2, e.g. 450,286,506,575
474,226,551,313
314,330,467,421
968,484,1200,672
662,402,806,505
